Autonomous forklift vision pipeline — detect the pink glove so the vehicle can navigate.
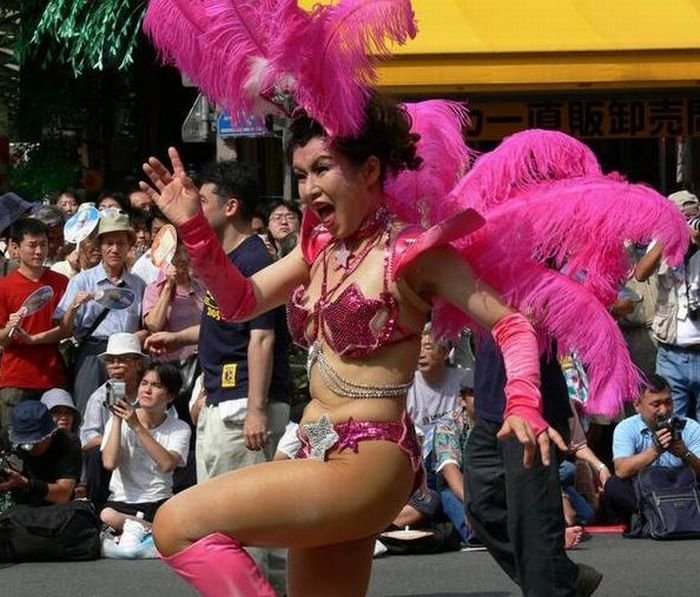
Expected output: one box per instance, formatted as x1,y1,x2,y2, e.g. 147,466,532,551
491,313,548,436
178,212,257,321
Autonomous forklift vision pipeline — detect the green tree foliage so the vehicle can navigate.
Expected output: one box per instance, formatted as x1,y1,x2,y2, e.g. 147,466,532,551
18,0,146,75
10,139,80,200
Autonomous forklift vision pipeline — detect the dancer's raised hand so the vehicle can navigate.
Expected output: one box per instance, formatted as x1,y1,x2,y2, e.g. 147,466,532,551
141,147,200,226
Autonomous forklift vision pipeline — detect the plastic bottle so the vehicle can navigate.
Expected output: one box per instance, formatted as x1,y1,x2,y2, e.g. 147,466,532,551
120,511,146,548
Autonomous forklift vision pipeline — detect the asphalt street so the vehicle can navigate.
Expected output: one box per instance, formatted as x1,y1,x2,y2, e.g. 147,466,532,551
1,534,698,596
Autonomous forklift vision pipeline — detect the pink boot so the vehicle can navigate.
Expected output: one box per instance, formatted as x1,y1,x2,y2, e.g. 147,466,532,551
161,532,277,597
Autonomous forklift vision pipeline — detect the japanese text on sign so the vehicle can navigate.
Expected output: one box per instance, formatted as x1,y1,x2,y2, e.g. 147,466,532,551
466,98,700,140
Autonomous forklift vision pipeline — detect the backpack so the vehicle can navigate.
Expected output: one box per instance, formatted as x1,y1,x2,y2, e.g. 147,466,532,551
630,466,700,540
0,501,101,562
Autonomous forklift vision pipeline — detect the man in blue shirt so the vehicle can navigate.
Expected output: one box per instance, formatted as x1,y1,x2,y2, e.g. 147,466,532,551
55,211,146,414
605,373,700,522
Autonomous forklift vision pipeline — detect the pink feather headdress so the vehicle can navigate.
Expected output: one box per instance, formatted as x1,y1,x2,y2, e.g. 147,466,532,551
143,0,418,136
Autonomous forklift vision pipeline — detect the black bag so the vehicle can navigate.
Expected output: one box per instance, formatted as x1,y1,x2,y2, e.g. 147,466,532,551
59,307,112,372
631,466,700,540
379,522,462,555
58,337,79,371
0,501,101,562
178,353,200,398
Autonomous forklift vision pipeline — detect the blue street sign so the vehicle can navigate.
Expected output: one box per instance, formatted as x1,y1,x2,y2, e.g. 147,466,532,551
217,111,270,138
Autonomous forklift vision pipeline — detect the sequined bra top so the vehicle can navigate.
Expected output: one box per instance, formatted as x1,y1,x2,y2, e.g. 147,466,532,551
287,208,418,359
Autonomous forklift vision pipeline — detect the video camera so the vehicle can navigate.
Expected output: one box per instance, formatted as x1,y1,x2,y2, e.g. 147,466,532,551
103,379,127,408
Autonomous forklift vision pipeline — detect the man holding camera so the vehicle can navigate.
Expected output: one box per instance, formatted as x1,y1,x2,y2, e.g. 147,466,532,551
0,401,81,506
604,374,700,523
635,190,700,420
79,333,147,506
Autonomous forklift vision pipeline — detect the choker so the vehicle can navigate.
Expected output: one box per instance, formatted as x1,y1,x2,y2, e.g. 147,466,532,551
334,203,392,269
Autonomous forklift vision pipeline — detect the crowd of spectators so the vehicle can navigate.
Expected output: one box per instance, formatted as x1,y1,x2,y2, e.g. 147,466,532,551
1,177,700,570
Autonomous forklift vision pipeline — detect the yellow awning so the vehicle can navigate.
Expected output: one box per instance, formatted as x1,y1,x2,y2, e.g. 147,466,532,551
299,0,700,92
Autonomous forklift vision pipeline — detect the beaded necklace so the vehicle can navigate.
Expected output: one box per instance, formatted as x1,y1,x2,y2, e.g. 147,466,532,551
320,204,392,301
332,203,393,270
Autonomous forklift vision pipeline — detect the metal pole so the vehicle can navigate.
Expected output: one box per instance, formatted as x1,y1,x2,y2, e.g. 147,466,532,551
659,136,667,195
282,126,292,200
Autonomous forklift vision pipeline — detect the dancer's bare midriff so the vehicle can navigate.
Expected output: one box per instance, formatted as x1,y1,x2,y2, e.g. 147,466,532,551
302,338,420,426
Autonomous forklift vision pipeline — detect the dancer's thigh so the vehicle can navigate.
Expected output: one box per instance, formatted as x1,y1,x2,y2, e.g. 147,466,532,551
288,536,376,597
154,440,414,554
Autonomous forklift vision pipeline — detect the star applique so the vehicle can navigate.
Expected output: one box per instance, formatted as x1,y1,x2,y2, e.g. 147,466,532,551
334,243,351,269
302,414,339,460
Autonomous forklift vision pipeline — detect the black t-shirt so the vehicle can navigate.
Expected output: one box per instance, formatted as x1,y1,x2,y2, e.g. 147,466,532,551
199,235,290,405
474,336,572,431
15,430,82,506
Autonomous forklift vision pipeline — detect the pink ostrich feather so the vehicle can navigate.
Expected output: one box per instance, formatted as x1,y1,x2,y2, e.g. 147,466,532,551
143,0,208,76
385,100,475,227
415,130,689,416
437,129,602,222
196,0,277,117
264,0,316,97
431,241,642,417
451,176,690,305
292,0,418,136
145,0,416,133
145,0,279,118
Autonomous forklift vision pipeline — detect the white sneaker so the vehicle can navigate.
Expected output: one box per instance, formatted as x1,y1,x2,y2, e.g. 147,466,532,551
119,518,146,548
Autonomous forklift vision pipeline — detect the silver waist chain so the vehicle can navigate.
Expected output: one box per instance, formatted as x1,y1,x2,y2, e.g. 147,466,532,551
307,342,412,399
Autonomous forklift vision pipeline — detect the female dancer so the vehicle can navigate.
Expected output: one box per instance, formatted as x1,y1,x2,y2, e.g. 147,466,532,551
140,95,560,596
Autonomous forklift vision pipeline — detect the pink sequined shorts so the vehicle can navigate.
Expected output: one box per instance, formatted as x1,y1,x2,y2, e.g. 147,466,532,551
296,411,423,492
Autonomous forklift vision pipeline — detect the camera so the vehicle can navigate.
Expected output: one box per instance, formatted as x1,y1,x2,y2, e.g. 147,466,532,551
104,379,127,408
655,415,687,442
0,446,21,481
688,285,700,321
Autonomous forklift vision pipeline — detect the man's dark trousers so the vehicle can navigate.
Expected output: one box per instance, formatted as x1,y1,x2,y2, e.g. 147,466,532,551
465,418,578,596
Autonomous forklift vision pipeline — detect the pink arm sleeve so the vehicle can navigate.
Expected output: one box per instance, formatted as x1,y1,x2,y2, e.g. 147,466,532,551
491,312,548,436
177,212,257,321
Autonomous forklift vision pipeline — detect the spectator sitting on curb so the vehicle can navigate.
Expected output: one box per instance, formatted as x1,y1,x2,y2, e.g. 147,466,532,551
100,363,190,534
41,388,81,435
603,374,700,525
407,324,464,438
560,398,611,528
79,333,147,508
430,369,478,545
0,401,81,506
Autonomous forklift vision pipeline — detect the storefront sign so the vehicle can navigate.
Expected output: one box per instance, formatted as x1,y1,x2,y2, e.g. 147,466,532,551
466,98,700,140
217,112,269,138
